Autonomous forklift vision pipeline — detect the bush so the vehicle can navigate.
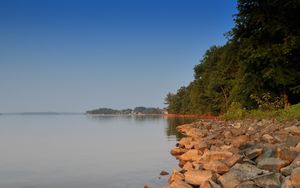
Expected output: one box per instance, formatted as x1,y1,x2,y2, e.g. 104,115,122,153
250,92,284,111
224,102,247,120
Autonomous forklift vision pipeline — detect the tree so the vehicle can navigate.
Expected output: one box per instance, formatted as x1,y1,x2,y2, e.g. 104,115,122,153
231,0,300,108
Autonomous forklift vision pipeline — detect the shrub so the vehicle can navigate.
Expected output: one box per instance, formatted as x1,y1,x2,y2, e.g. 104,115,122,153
224,102,247,120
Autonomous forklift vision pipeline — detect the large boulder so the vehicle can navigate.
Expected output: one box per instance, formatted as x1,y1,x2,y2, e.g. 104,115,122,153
218,163,263,188
257,158,289,172
203,160,230,174
179,149,201,161
184,170,212,186
252,173,282,188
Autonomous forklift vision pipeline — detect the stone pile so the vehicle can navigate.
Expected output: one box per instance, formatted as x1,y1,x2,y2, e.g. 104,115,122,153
164,119,300,188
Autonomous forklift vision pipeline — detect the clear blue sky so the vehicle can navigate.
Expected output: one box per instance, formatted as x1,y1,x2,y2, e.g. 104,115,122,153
0,0,237,112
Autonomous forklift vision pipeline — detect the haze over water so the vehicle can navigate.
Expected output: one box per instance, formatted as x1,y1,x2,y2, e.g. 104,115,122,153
0,114,194,188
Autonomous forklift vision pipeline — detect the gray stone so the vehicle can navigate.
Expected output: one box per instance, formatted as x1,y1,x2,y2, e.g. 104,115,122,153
236,181,259,188
286,135,300,147
257,158,289,172
253,173,281,188
218,163,263,188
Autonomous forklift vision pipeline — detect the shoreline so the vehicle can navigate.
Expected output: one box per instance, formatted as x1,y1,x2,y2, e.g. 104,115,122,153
162,114,220,119
164,118,300,187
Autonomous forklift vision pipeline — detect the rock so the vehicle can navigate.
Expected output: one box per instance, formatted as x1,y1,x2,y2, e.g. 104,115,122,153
160,170,169,176
192,162,202,170
247,126,256,135
208,180,222,188
194,141,209,151
203,160,230,174
252,173,282,188
244,147,263,160
281,160,300,176
282,176,293,188
218,171,241,188
184,170,212,186
231,128,244,136
200,181,213,188
182,162,194,171
144,183,149,188
168,169,184,183
236,181,259,188
233,122,241,129
169,180,193,188
286,135,300,147
257,157,289,172
179,149,201,161
179,160,187,168
290,167,300,187
277,147,299,162
201,150,233,161
285,126,300,136
218,163,263,188
224,154,241,168
262,134,274,143
224,130,232,138
255,147,276,163
232,135,249,147
178,137,193,148
171,148,187,156
295,143,300,152
201,180,222,188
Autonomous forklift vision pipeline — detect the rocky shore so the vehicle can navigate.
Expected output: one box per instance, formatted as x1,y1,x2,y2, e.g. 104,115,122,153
164,119,300,188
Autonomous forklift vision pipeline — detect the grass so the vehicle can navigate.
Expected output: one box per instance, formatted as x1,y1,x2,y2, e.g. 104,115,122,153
224,103,300,120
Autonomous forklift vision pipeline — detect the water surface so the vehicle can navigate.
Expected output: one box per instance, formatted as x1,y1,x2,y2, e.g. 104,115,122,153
0,114,195,188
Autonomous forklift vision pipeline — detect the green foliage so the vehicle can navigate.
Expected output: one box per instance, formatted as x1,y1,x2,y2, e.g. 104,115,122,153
224,102,246,120
224,103,300,121
284,103,300,120
250,92,284,111
165,0,300,116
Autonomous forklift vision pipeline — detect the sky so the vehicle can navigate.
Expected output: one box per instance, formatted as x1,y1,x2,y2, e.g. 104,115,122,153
0,0,237,112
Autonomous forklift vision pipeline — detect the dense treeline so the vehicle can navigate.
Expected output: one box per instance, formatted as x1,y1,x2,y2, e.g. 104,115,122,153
165,0,300,115
86,107,163,115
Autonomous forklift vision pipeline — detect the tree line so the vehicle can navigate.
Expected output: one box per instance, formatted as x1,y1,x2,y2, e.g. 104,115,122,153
86,107,163,115
165,0,300,115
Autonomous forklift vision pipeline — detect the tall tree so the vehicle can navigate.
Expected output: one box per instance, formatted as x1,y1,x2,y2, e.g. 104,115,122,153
231,0,300,108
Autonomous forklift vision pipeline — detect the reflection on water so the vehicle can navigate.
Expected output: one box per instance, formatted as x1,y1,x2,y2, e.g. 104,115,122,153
0,115,195,188
87,114,163,122
165,117,198,140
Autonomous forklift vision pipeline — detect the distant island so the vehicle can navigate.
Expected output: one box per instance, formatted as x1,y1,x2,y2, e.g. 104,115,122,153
86,106,164,115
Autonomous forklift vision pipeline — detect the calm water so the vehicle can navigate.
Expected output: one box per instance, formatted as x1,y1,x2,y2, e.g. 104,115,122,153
0,114,195,188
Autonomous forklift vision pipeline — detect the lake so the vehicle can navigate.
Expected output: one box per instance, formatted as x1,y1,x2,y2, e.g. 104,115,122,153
0,114,195,188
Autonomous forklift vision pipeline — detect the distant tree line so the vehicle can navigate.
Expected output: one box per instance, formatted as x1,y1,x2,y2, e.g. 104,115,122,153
165,0,300,115
86,107,163,115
